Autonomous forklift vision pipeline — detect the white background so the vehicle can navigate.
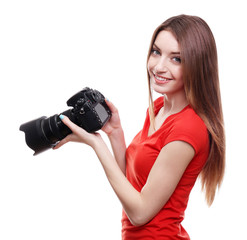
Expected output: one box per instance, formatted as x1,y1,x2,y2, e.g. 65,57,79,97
0,0,246,239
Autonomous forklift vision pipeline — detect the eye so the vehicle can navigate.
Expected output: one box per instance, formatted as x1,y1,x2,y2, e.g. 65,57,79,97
151,49,160,56
172,57,181,63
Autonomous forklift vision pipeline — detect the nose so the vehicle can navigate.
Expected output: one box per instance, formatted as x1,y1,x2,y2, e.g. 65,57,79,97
154,57,168,73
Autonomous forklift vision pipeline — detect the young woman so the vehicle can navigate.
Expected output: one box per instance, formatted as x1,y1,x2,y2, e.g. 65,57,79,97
54,14,225,240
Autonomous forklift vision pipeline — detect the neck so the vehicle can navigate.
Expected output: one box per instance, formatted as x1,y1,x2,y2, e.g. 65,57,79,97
162,90,188,115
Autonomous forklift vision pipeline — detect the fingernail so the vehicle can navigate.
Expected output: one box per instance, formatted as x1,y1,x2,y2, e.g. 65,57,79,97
106,98,110,102
59,114,65,120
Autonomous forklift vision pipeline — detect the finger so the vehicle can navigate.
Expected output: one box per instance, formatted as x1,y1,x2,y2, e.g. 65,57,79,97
59,114,93,141
105,99,118,114
59,115,83,134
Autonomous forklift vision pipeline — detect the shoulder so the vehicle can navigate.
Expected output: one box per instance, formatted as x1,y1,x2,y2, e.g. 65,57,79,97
165,106,209,154
176,106,207,132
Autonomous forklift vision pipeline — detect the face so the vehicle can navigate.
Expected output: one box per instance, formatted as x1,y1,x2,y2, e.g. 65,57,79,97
147,30,184,97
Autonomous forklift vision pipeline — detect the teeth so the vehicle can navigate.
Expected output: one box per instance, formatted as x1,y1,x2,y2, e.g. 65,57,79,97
154,74,171,81
156,76,167,81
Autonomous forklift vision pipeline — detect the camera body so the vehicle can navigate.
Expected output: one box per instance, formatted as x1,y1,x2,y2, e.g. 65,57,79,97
20,87,111,155
65,87,111,132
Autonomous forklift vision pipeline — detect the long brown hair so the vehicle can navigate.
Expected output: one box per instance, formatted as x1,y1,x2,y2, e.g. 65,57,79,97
147,15,225,206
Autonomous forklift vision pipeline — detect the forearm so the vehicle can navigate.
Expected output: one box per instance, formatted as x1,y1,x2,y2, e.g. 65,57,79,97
93,139,144,226
107,127,126,174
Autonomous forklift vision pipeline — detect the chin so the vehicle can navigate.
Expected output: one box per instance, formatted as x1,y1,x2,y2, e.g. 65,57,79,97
151,79,185,97
152,83,169,95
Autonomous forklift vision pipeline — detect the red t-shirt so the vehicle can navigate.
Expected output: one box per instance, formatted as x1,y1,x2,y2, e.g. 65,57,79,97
122,97,210,240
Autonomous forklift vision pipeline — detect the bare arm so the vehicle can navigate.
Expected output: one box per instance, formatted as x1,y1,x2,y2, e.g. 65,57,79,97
54,116,195,226
101,100,126,174
94,139,195,226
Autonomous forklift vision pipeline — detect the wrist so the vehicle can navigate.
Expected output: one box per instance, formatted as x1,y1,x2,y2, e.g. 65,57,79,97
107,127,124,140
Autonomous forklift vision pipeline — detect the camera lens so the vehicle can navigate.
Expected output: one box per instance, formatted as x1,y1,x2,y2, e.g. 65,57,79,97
20,113,72,155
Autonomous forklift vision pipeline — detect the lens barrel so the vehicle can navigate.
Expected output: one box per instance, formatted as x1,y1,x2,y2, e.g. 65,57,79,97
19,110,72,155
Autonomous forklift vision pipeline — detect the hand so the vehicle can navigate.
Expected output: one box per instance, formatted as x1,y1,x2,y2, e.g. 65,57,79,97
53,115,103,150
102,100,122,136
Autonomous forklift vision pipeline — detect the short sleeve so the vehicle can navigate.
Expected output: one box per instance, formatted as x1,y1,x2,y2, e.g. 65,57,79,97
163,109,209,155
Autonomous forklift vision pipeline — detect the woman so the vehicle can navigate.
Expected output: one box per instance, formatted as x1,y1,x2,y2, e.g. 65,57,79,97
54,14,225,239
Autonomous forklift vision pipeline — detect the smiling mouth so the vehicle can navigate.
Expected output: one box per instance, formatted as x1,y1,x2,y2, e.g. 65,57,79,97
153,72,173,83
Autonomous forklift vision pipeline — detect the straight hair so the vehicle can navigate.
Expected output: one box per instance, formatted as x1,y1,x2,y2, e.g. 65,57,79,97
147,14,225,206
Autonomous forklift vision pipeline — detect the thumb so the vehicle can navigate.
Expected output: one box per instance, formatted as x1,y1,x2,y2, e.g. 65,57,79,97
53,115,81,150
53,134,72,150
105,99,118,114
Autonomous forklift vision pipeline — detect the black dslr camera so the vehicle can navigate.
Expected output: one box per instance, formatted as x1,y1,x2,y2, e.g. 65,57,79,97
20,87,111,155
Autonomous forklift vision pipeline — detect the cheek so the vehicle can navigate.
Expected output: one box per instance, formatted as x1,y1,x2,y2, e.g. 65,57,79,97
174,67,183,81
147,57,155,71
147,62,151,73
147,65,153,79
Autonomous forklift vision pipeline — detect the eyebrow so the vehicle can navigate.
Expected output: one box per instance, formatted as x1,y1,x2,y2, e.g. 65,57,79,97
153,43,180,55
152,43,160,50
